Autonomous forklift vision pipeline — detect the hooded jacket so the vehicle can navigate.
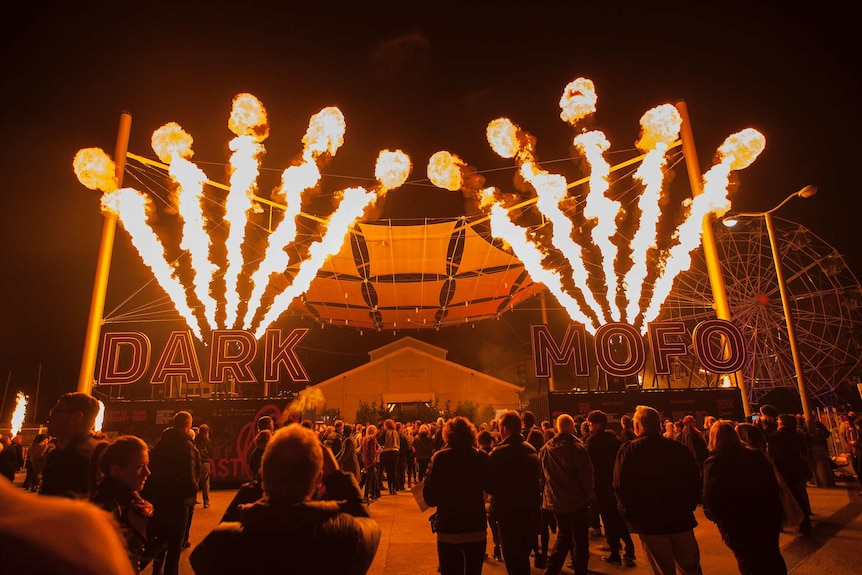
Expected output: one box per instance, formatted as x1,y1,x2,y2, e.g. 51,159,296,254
539,432,594,513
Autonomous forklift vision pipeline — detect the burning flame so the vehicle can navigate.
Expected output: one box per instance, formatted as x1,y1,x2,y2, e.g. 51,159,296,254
427,151,465,191
574,130,621,321
241,108,347,330
223,94,269,329
559,77,597,125
73,148,118,193
94,400,105,433
10,392,27,437
152,122,219,330
101,188,204,339
375,149,412,192
486,118,521,159
640,128,765,326
624,104,682,324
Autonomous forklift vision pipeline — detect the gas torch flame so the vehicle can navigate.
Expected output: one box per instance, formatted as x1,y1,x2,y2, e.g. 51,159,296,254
241,108,347,330
253,186,376,338
94,400,105,433
10,392,27,438
624,104,681,325
375,149,412,192
152,122,219,330
559,77,597,125
640,128,765,326
223,94,269,328
101,188,204,339
427,151,464,191
486,118,521,159
73,148,118,193
574,130,621,322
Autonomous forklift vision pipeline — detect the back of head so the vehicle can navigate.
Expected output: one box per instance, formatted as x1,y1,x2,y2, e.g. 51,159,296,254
778,413,797,430
633,405,662,436
257,416,274,431
759,404,778,420
198,424,210,437
735,422,767,450
586,410,607,429
499,410,522,435
58,392,101,430
682,415,696,427
708,421,741,452
555,413,575,435
444,416,478,449
173,411,192,430
521,410,536,430
261,425,323,502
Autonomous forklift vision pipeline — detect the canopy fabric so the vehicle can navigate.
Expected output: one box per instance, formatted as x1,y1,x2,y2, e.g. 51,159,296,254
291,219,542,329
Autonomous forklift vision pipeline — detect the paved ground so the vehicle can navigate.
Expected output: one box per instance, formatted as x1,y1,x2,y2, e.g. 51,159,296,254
145,476,862,575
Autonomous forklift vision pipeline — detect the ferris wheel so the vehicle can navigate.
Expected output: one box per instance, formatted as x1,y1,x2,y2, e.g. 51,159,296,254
658,216,862,407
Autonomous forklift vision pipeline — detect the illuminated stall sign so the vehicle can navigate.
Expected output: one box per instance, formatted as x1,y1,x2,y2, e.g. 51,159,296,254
531,320,745,377
97,328,310,385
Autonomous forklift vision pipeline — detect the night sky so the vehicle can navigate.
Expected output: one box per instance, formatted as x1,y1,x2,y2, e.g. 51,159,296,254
2,2,859,422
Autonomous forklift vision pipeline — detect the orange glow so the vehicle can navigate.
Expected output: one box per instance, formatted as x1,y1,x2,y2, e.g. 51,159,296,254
375,149,412,192
486,118,520,159
73,148,118,193
427,151,464,191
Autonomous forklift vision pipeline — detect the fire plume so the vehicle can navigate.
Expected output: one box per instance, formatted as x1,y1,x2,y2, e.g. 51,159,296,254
94,400,105,433
640,128,766,326
486,118,521,159
427,151,464,191
375,149,412,192
241,108,347,330
152,123,219,330
101,187,204,339
574,130,621,321
624,105,682,325
559,77,597,125
10,392,27,437
253,186,376,338
223,94,269,328
73,148,118,193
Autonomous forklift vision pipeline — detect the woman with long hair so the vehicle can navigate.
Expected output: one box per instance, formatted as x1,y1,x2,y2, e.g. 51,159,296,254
703,421,786,575
361,424,382,503
380,419,401,495
90,435,156,573
423,416,491,575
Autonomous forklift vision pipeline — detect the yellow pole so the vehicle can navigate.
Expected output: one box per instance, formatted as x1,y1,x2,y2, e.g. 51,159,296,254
77,112,132,394
677,101,751,418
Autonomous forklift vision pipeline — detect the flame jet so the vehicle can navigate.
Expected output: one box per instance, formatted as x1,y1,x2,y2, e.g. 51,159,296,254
74,148,204,339
574,130,621,322
241,108,346,330
486,117,605,327
151,122,219,331
641,128,766,325
480,188,598,333
427,151,466,191
623,105,682,327
10,392,27,437
222,93,269,329
252,150,411,338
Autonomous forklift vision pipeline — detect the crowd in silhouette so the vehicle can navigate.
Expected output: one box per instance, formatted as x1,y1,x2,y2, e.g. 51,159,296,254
1,390,861,575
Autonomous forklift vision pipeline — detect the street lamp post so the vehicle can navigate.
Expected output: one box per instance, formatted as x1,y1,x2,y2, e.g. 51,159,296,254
722,185,818,429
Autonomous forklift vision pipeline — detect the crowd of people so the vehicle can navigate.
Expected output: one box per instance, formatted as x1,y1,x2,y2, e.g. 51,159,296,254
1,390,861,575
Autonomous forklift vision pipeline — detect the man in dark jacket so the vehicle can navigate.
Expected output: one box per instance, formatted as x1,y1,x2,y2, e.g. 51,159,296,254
40,392,103,499
539,413,594,575
768,413,813,534
614,405,703,575
586,410,635,566
679,415,709,473
488,410,543,575
143,411,199,575
190,424,381,575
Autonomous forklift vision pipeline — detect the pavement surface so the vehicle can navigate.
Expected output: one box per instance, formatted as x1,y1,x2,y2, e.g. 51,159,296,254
148,476,861,575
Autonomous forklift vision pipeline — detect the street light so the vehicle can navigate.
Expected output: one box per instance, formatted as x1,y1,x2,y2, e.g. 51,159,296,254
722,185,818,430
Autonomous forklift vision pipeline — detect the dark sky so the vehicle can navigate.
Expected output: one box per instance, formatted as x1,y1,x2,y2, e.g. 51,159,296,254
1,1,859,422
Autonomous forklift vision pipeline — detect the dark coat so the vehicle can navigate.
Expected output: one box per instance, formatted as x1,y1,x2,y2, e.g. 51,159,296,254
190,470,381,575
423,445,491,534
768,427,812,484
702,445,781,532
539,432,594,513
412,433,436,463
585,429,621,496
143,427,198,506
680,426,709,469
613,433,701,535
39,435,103,498
487,433,542,530
91,476,152,572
